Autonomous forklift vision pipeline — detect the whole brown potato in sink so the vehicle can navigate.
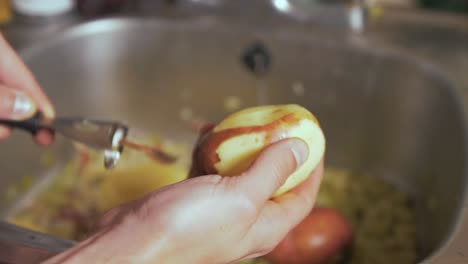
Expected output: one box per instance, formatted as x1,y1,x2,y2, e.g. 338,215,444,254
266,207,353,264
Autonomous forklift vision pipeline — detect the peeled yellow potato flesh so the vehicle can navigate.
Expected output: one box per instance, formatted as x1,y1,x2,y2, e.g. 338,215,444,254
193,104,326,197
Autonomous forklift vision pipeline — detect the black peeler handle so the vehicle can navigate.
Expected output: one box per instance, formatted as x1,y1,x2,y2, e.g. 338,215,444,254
0,112,45,135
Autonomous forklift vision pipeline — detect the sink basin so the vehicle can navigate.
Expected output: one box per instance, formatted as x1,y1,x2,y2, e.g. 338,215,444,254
0,16,466,263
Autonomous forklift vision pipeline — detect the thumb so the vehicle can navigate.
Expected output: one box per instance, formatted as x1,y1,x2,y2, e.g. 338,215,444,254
236,138,309,206
0,84,36,120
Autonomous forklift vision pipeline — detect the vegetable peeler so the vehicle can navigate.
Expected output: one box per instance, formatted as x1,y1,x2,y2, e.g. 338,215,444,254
0,112,129,169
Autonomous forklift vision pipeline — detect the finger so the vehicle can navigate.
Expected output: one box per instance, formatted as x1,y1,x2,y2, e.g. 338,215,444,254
272,158,325,221
0,125,12,141
0,35,55,119
267,160,324,230
288,158,324,196
243,160,324,253
236,138,309,206
0,84,37,120
34,129,55,146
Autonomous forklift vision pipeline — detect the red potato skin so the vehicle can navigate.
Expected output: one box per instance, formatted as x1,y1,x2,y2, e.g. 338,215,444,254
266,208,353,264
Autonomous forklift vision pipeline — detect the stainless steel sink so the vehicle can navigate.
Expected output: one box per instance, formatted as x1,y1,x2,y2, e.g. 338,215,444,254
0,3,467,263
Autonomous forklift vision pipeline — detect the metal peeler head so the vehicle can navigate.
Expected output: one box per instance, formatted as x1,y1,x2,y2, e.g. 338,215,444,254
50,118,129,169
0,111,130,170
103,124,128,169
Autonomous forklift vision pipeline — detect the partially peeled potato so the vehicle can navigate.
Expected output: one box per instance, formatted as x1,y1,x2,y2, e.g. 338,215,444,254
191,104,325,197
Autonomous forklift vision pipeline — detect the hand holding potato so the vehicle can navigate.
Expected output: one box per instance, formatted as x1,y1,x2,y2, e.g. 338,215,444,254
45,139,324,264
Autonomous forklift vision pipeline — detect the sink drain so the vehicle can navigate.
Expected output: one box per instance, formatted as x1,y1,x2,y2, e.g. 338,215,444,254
241,41,272,76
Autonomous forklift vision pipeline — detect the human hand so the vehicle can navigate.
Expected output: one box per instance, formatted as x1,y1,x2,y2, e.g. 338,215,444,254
44,138,324,264
0,34,55,145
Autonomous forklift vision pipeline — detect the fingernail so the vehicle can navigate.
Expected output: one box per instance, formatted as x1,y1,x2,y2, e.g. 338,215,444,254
12,93,36,119
290,139,309,166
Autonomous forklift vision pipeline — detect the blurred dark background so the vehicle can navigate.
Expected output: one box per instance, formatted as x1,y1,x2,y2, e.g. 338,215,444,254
418,0,468,13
